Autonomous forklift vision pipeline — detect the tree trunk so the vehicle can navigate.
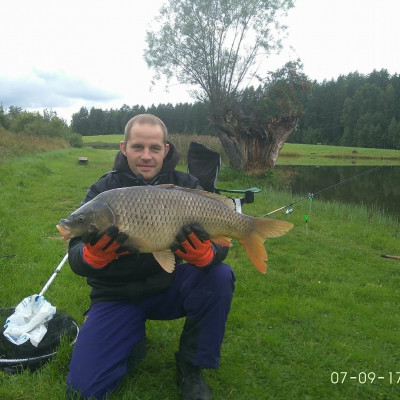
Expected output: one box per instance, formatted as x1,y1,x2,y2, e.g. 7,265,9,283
217,130,244,169
263,116,299,167
217,116,298,169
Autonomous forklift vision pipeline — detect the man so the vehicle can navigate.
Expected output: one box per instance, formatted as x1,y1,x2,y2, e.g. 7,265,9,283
66,114,235,400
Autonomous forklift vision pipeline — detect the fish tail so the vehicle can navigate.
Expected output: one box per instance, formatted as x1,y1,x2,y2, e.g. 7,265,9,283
239,218,293,274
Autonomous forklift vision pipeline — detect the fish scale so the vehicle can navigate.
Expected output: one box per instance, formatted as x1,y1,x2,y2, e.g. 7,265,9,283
57,185,293,273
108,186,248,247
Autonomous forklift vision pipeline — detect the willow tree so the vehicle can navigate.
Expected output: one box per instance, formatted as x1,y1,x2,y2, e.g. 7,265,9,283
145,0,310,169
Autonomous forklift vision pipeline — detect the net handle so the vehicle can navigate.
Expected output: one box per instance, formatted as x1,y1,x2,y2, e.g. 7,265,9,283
39,253,69,297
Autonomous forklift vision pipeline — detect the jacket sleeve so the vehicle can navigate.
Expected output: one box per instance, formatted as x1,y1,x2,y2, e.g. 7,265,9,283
208,243,229,267
68,237,99,277
68,236,120,278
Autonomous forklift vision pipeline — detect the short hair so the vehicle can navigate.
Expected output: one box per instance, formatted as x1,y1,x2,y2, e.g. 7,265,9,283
124,114,168,144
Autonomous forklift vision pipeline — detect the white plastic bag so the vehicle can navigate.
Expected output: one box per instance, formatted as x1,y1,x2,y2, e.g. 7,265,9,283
3,295,56,347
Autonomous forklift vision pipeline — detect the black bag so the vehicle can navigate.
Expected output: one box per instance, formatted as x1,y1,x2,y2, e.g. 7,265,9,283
187,141,221,193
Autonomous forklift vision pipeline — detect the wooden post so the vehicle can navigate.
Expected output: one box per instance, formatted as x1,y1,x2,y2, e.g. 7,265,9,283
78,157,88,165
381,255,400,260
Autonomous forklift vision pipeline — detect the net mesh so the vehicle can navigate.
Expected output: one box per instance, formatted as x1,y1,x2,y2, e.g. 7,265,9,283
0,307,78,373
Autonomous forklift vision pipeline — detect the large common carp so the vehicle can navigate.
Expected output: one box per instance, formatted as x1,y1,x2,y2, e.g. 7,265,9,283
57,185,293,273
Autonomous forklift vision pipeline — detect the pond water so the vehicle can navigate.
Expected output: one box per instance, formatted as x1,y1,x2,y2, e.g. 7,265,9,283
276,165,400,219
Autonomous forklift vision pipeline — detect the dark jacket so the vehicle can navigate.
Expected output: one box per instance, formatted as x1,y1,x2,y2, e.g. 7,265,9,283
68,142,228,304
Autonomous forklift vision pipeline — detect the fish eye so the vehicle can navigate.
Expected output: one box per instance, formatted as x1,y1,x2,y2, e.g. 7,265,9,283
74,215,85,222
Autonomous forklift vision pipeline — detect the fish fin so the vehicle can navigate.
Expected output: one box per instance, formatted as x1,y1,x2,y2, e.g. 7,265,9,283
211,236,232,247
157,185,236,210
239,218,293,274
238,237,268,274
153,250,176,273
253,218,294,239
187,189,236,210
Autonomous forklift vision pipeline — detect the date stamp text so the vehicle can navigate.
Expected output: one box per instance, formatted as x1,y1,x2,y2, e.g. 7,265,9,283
331,371,400,384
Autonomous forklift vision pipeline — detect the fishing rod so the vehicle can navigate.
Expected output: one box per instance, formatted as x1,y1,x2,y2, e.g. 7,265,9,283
263,161,395,217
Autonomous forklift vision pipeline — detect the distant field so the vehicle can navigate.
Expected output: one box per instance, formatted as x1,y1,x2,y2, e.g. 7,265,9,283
279,142,400,165
82,134,400,166
82,134,122,144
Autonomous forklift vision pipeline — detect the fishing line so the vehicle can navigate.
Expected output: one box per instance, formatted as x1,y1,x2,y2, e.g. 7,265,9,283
263,161,394,217
304,194,313,233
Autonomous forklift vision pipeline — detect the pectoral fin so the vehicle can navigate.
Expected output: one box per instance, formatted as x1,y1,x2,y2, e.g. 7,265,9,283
153,250,176,273
211,236,232,247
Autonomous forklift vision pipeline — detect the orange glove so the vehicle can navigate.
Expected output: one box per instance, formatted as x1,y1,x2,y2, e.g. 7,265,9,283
171,223,215,267
82,226,131,268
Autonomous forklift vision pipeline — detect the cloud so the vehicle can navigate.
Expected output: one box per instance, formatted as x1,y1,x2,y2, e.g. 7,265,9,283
0,69,120,109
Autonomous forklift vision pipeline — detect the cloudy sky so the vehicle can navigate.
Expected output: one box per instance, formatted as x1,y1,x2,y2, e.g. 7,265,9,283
0,0,399,123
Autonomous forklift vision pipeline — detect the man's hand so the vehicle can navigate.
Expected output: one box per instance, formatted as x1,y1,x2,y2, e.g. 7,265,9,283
171,223,215,267
82,226,131,268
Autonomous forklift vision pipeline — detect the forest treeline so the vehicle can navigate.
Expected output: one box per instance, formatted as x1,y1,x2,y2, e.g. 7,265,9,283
71,102,216,137
1,69,400,150
295,69,400,149
70,69,400,150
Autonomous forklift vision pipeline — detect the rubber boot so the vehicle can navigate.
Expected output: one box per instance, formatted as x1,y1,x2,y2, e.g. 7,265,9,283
175,352,211,400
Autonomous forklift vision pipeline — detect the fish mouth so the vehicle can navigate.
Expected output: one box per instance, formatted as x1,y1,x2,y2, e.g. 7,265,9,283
56,224,71,241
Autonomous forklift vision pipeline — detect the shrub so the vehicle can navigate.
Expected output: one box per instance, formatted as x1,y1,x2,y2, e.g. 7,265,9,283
69,133,83,148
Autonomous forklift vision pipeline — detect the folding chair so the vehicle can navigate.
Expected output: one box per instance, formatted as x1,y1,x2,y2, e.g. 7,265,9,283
187,141,261,213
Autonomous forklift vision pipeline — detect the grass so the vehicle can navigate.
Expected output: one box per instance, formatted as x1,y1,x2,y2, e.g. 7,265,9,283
278,143,400,166
0,128,68,160
1,146,400,399
82,134,400,167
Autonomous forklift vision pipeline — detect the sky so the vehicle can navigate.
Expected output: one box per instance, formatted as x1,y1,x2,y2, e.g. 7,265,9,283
0,0,399,123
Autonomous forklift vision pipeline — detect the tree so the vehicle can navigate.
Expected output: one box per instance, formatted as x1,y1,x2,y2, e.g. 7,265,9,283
388,118,400,149
222,61,312,167
0,105,8,129
145,0,304,169
88,107,105,135
71,107,90,135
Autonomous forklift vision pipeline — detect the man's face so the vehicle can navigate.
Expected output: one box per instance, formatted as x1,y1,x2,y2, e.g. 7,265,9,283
120,122,169,181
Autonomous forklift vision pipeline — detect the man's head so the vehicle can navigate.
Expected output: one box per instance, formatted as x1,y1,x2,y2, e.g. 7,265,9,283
120,114,170,181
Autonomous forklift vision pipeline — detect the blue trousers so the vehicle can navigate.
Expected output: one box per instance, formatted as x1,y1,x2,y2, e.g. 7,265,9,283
66,263,235,399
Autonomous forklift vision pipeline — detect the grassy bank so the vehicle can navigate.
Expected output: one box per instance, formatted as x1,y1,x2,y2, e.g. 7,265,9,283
0,129,68,161
1,147,399,399
278,143,400,166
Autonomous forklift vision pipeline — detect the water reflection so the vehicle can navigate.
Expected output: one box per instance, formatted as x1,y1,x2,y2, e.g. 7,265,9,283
277,165,400,218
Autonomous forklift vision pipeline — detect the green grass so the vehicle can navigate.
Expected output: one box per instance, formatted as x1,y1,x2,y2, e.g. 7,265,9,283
1,147,400,399
82,134,400,167
0,128,68,161
278,143,400,166
82,134,122,144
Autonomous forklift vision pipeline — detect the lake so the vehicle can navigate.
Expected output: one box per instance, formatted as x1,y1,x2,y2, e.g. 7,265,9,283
276,165,400,219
